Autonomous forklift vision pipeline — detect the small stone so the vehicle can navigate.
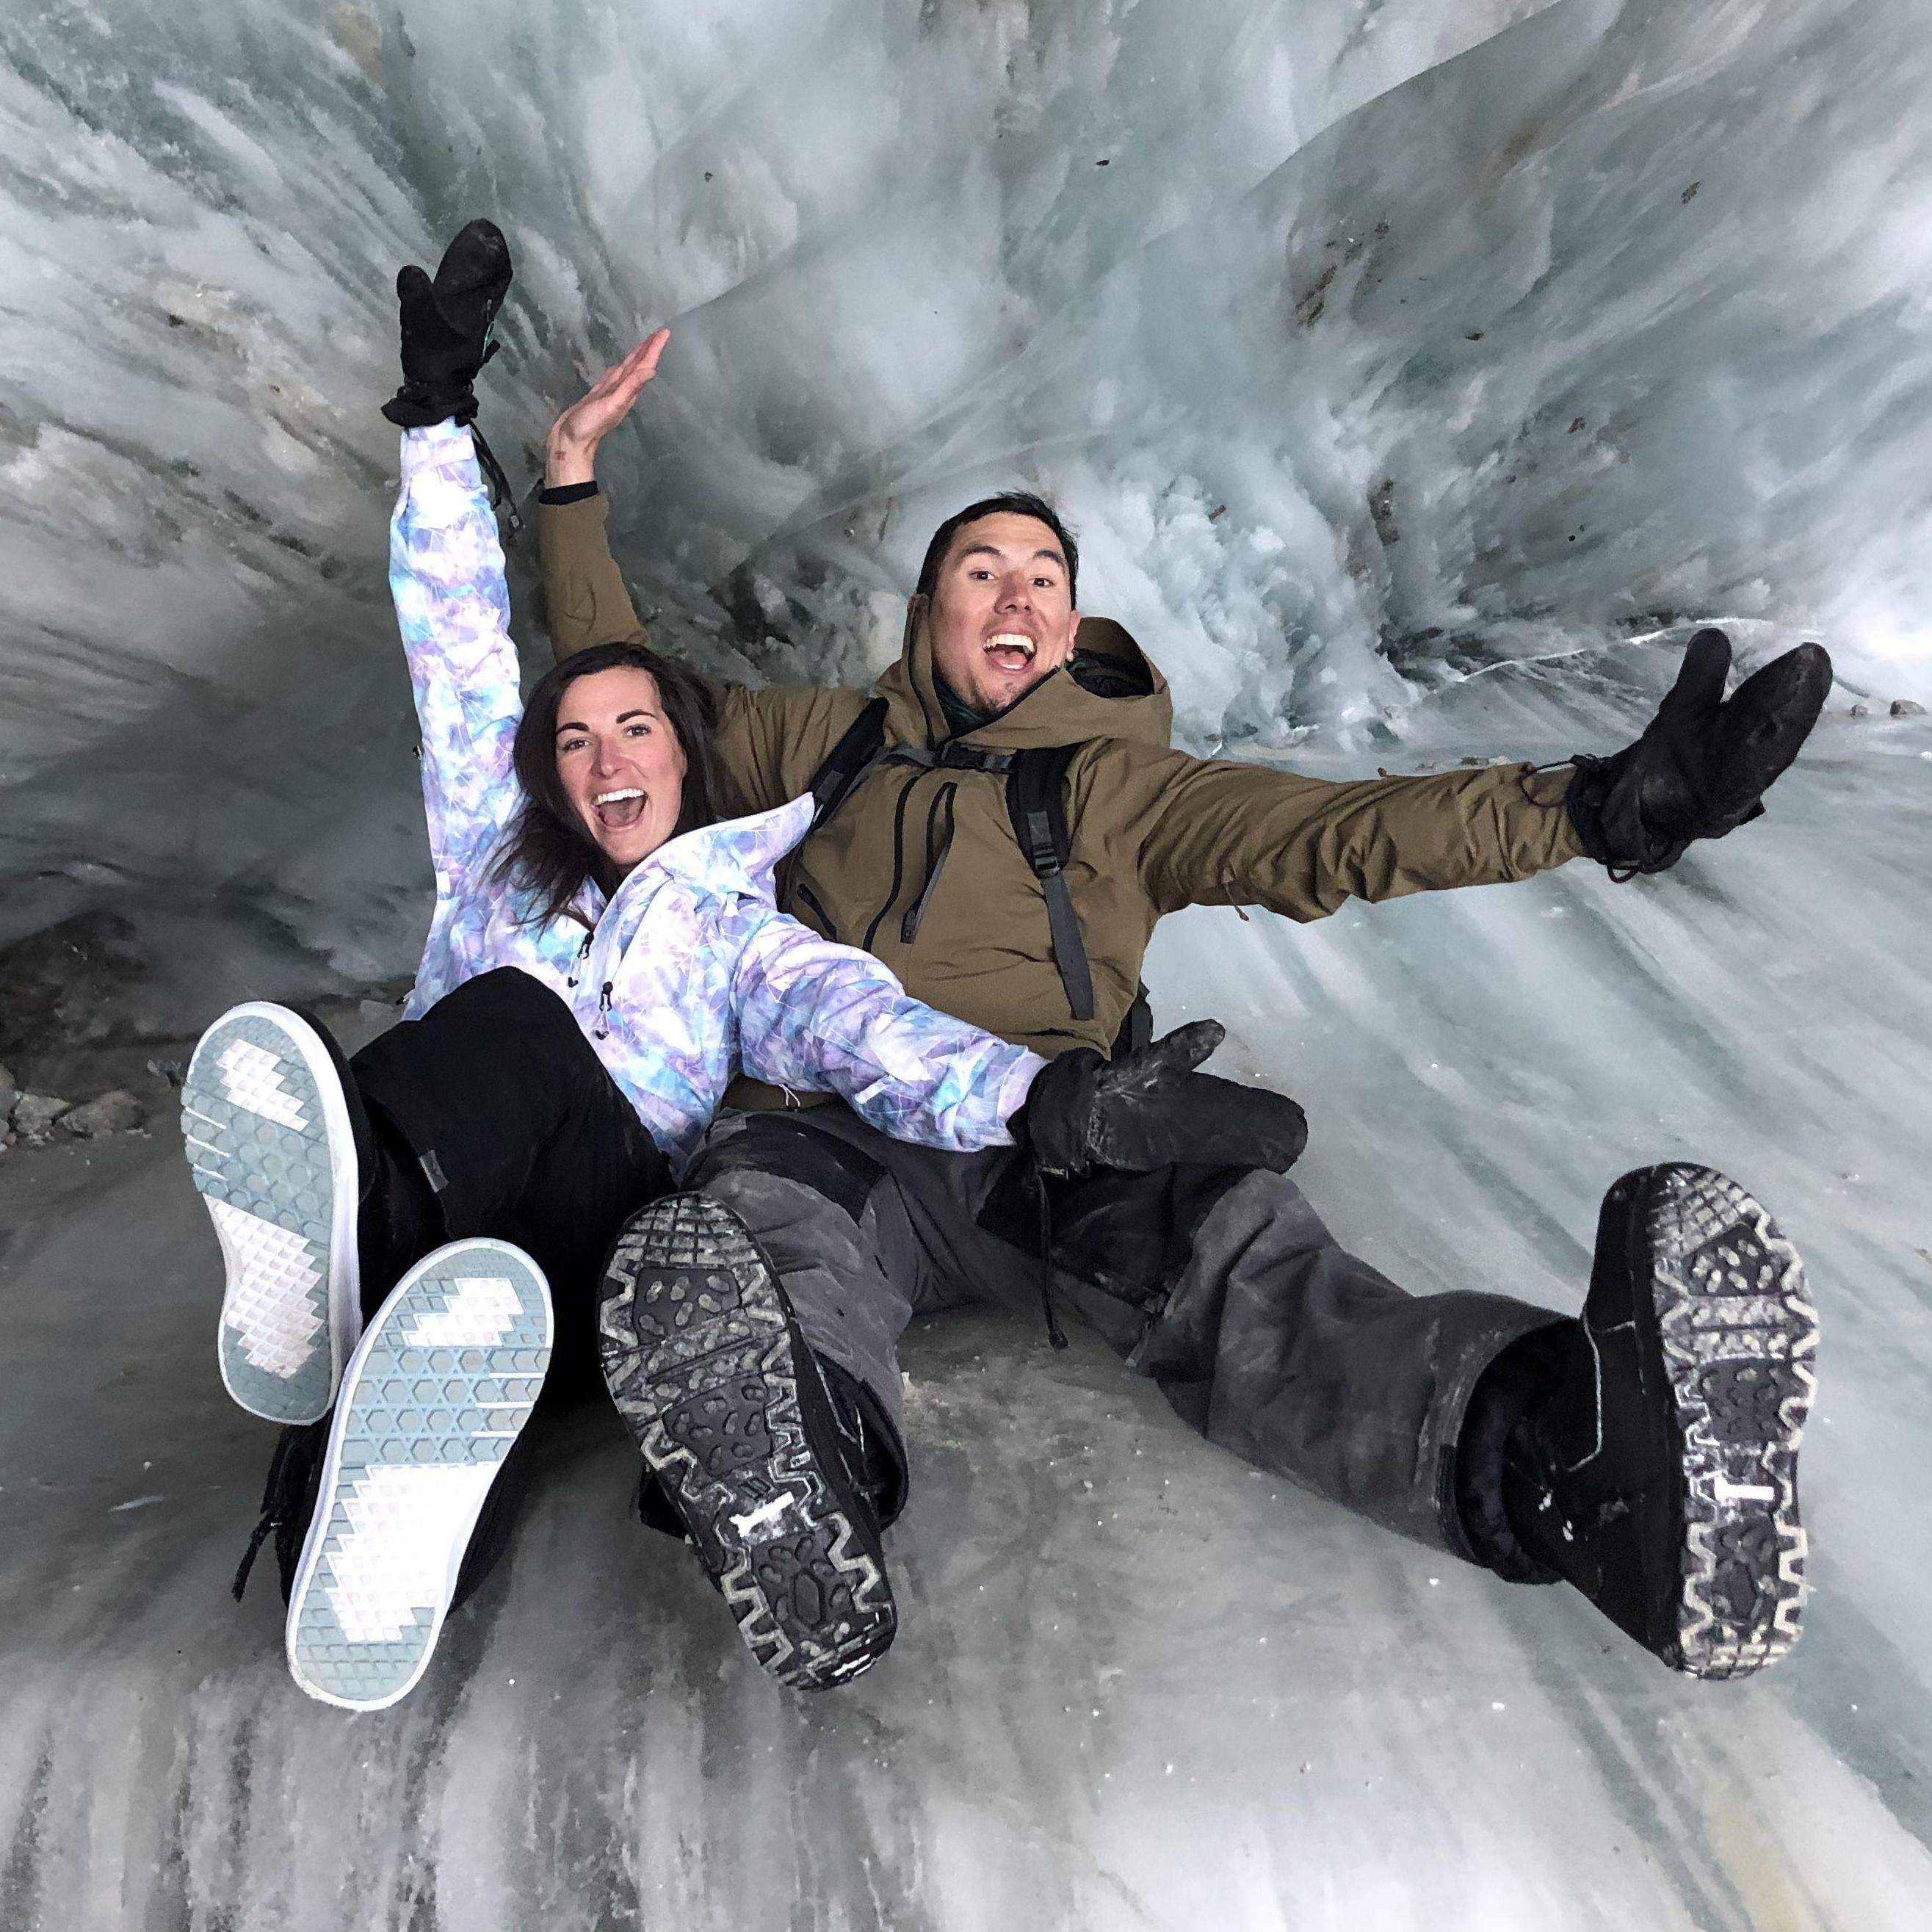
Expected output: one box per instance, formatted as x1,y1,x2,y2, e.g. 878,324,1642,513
1849,703,1869,717
0,1060,17,1125
59,1089,147,1137
1890,698,1926,717
12,1093,73,1144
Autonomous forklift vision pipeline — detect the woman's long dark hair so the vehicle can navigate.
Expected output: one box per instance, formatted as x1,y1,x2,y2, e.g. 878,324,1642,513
488,640,720,927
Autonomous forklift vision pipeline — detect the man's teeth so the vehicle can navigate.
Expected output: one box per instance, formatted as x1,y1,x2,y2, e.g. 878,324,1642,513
595,787,645,804
985,634,1035,658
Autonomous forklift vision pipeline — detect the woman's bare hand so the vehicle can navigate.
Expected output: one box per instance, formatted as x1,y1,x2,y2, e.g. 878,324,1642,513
544,329,670,487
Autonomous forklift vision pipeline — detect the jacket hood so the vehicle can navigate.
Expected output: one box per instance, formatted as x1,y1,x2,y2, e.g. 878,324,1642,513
877,598,1173,751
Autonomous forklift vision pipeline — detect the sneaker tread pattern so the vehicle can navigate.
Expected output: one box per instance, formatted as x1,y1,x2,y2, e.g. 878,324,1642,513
285,1242,551,1711
184,1006,355,1425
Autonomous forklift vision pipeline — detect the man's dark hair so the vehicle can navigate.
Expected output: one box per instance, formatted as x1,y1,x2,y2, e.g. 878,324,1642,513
915,491,1079,605
488,640,720,927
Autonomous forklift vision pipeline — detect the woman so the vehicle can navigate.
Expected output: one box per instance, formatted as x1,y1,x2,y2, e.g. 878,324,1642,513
182,223,1283,1712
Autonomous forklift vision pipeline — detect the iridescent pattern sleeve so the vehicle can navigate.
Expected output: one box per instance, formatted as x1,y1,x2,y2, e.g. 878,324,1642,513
728,905,1045,1153
388,422,524,902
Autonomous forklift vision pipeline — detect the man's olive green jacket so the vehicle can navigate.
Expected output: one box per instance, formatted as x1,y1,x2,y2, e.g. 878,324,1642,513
538,491,1582,1068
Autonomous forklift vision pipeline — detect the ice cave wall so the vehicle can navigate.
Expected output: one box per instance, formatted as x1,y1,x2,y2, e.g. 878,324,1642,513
1,0,1930,1027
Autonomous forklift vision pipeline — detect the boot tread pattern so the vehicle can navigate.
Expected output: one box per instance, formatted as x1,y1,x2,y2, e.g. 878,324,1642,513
184,1006,355,1425
1651,1165,1815,1679
599,1194,894,1691
286,1242,551,1712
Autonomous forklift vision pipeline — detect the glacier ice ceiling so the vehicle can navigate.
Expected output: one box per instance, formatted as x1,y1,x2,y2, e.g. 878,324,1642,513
3,1,1932,1928
4,0,1932,1002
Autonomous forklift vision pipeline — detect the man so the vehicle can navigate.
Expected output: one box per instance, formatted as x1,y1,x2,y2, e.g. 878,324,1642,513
537,328,1828,1695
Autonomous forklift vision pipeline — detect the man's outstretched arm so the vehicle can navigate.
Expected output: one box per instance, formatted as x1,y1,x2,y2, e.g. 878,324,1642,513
1124,750,1584,920
1125,629,1828,917
536,332,665,659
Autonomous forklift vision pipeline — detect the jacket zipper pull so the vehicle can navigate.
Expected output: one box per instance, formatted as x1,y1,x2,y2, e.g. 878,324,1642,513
567,930,593,988
595,980,614,1039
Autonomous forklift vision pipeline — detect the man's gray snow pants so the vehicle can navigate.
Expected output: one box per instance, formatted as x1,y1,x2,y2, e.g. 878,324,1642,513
690,1104,1567,1563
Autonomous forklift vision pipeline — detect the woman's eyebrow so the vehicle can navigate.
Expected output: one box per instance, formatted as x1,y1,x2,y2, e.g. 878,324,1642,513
555,706,662,737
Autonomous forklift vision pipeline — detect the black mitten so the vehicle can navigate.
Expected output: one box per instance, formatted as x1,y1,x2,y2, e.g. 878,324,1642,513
1016,1019,1308,1179
1566,629,1831,877
380,218,513,429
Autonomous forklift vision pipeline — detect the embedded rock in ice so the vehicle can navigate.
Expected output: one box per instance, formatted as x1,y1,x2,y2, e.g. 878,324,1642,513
57,1088,148,1137
9,1093,74,1144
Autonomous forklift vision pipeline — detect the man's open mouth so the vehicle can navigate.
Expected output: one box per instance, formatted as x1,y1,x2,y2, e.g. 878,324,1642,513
983,632,1037,675
593,786,646,830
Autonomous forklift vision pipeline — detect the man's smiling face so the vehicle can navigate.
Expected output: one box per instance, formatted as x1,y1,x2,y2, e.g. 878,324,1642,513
925,511,1082,717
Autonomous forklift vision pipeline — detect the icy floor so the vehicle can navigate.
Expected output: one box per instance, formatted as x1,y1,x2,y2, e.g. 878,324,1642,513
3,695,1930,1931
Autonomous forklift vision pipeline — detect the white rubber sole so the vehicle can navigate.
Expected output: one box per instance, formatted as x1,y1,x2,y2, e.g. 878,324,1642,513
284,1239,552,1713
183,1002,363,1426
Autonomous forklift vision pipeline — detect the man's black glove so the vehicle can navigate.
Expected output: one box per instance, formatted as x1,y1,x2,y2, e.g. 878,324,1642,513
381,218,513,429
1566,628,1831,877
1015,1020,1308,1179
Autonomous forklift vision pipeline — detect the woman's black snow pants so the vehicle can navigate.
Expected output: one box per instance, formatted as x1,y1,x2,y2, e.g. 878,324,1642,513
350,966,673,1375
261,968,670,1609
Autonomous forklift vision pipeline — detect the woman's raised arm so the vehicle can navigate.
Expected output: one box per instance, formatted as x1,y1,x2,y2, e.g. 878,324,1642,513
376,220,525,903
388,421,524,903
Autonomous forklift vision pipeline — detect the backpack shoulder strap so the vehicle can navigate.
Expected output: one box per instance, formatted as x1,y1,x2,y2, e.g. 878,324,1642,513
1111,986,1153,1059
807,696,890,830
1005,742,1095,1024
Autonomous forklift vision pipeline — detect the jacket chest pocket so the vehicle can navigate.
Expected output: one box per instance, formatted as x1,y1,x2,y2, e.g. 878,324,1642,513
791,877,839,941
894,778,960,945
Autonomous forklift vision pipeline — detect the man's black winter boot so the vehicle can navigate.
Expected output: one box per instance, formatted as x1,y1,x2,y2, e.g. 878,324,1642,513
1501,1164,1817,1679
597,1193,897,1690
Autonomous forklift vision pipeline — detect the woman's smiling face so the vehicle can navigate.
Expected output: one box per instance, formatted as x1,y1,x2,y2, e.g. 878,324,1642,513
553,664,688,869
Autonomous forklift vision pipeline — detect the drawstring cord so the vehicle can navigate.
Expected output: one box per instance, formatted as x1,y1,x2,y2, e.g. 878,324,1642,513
1035,1159,1068,1350
231,1428,302,1601
468,423,524,541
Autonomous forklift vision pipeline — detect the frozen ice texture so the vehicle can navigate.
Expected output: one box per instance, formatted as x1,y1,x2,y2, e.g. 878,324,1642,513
1,0,1931,1925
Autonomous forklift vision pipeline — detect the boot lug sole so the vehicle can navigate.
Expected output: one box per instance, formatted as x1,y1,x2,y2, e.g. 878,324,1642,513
598,1194,894,1692
1651,1166,1816,1679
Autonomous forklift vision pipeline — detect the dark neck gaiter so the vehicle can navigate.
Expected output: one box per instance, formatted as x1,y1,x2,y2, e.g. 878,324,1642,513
934,676,991,741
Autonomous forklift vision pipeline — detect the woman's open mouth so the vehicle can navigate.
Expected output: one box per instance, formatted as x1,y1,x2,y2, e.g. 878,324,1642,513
593,786,647,831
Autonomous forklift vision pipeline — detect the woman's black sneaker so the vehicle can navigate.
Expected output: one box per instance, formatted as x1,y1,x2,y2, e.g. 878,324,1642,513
1502,1164,1817,1678
597,1193,896,1691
